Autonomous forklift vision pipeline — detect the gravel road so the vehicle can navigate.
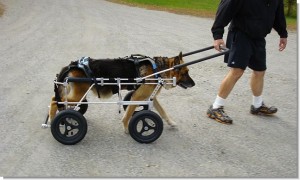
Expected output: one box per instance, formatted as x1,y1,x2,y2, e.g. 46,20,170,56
0,0,297,178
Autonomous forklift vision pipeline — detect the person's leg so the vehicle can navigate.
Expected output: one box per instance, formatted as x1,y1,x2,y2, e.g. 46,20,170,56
213,68,244,108
208,67,244,124
208,29,251,124
248,38,277,115
250,70,265,108
219,68,245,98
250,70,278,115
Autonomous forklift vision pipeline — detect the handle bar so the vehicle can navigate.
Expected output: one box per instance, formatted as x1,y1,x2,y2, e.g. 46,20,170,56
174,46,229,69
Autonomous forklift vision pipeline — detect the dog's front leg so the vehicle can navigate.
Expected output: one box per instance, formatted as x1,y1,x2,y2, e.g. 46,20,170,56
121,105,137,134
153,97,177,127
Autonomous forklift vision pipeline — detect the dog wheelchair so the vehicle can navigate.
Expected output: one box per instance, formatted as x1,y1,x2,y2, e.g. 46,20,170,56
41,46,229,145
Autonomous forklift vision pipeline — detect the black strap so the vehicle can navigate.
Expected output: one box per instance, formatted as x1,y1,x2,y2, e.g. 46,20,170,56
133,59,141,78
93,76,101,98
81,63,101,98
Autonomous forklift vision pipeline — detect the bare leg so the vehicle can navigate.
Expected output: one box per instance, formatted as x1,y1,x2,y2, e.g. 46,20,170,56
218,68,244,99
208,68,245,123
250,70,265,96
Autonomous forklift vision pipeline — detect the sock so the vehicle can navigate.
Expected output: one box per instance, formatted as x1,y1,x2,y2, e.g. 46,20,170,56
252,95,263,108
213,95,225,109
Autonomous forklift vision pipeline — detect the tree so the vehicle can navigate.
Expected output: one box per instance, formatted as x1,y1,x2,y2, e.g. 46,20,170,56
285,0,296,17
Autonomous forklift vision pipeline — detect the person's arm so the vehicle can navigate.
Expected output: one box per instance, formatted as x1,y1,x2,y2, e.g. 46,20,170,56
273,0,288,39
273,0,288,51
211,0,242,51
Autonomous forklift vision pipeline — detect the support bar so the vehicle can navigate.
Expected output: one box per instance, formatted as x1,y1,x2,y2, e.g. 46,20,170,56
174,46,230,69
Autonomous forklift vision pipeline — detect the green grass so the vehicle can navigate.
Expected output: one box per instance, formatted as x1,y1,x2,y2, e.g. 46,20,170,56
121,0,219,11
109,0,296,30
109,0,219,17
286,17,297,30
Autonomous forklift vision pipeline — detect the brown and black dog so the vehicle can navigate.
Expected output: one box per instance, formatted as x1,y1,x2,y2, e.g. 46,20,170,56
48,52,195,133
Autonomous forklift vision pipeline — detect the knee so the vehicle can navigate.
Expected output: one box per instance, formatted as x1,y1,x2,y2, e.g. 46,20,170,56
252,70,265,78
229,68,244,80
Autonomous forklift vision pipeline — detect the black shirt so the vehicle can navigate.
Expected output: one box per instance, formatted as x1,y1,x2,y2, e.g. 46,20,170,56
211,0,288,40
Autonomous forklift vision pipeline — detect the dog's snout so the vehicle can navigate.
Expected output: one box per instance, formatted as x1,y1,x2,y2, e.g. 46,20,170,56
185,77,195,88
188,78,195,87
178,73,195,89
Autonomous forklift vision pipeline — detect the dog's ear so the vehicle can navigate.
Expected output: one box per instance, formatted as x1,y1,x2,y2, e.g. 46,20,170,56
175,52,183,65
178,52,183,60
174,56,179,65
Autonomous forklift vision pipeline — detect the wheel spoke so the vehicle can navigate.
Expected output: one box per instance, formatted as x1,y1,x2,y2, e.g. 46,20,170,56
61,118,79,136
137,118,156,135
62,118,72,126
147,125,155,130
63,126,70,136
143,119,155,129
142,118,151,127
138,118,147,134
63,118,78,128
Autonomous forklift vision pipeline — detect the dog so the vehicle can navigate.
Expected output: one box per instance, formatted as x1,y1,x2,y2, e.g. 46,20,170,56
48,52,195,133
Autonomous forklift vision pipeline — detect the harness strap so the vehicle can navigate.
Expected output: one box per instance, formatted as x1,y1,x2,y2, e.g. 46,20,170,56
133,59,141,78
78,57,101,98
90,72,101,98
129,54,160,78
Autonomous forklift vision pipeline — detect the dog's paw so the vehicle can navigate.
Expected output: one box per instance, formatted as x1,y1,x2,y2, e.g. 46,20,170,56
47,115,52,125
123,127,129,134
168,121,177,128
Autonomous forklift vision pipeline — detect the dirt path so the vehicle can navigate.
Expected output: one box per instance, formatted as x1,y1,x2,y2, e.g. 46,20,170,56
0,0,297,178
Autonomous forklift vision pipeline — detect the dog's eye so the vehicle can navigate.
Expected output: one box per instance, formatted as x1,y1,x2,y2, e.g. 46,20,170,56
181,71,188,76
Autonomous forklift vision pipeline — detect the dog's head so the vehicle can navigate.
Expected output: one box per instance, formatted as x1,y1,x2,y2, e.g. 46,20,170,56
171,52,195,89
155,52,195,89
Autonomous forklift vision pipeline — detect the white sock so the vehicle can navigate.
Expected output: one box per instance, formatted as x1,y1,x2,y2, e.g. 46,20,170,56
252,95,263,108
213,95,225,109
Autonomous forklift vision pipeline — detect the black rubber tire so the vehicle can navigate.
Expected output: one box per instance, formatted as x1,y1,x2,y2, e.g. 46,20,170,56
128,110,163,143
123,91,148,111
51,109,87,145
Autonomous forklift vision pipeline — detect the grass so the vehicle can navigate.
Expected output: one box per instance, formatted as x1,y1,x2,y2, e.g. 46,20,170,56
286,17,297,30
0,2,4,17
119,0,219,11
109,0,218,17
108,0,297,30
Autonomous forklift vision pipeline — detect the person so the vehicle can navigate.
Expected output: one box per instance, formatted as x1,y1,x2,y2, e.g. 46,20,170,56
207,0,288,124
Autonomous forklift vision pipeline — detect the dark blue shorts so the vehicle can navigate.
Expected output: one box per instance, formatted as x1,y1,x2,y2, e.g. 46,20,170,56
224,29,267,71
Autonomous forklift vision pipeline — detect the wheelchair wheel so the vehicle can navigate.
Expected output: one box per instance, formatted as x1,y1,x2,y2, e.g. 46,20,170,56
51,109,87,145
123,91,148,111
129,110,163,144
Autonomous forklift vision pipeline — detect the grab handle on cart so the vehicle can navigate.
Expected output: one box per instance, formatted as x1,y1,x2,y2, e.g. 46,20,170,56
174,46,229,69
137,46,230,81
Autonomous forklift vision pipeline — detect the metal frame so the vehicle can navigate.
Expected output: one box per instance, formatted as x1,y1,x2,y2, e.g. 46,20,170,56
42,46,229,128
58,77,176,110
